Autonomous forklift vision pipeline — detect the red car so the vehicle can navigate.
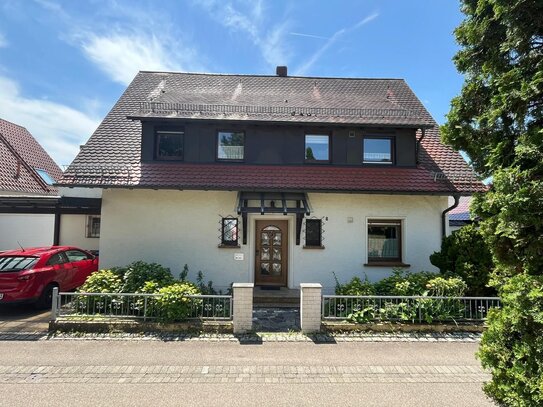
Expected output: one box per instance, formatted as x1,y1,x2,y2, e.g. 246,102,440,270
0,246,98,308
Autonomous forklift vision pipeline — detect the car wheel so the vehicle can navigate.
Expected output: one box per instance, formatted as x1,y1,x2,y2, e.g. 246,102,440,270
35,284,56,309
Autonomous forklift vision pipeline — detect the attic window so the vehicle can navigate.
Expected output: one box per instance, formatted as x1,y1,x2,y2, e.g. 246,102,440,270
35,168,55,185
217,131,245,161
156,130,184,160
363,137,393,164
305,134,329,162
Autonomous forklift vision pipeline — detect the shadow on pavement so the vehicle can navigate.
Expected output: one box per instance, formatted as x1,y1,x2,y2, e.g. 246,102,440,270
0,304,50,333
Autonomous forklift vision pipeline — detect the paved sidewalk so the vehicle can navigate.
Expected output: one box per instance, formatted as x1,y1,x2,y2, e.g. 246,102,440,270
0,340,495,406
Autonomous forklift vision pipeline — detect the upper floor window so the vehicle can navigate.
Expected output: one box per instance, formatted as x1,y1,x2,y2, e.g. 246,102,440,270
363,137,393,164
156,130,184,160
305,134,329,162
217,131,245,161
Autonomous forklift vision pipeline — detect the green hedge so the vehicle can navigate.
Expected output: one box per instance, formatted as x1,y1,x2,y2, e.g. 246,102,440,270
478,274,543,406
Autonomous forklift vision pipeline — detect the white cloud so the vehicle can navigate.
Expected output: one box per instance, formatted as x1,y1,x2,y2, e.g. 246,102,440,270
0,75,100,166
196,0,291,67
80,32,200,86
0,32,7,47
293,12,379,76
34,0,206,85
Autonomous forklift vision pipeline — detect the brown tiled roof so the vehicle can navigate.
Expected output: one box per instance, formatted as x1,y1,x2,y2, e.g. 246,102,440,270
60,71,484,195
0,118,63,195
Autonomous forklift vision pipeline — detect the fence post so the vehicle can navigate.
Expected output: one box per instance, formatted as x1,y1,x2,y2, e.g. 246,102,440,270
50,287,59,322
232,283,254,334
300,283,322,333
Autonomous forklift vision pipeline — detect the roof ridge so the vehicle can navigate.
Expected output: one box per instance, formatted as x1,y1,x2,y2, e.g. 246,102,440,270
137,70,406,81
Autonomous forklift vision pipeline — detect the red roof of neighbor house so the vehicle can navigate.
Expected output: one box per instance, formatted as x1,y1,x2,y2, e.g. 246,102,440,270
0,118,63,195
59,71,485,195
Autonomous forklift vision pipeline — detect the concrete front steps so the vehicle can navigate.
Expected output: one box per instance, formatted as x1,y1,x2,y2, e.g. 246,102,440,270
253,287,300,308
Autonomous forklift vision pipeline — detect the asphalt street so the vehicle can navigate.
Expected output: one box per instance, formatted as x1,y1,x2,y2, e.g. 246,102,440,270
0,339,496,406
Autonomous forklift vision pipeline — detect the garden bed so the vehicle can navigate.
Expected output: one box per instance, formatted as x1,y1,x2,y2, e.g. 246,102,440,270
322,321,486,333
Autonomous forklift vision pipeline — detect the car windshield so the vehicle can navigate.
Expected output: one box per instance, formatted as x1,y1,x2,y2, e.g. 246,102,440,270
0,256,39,272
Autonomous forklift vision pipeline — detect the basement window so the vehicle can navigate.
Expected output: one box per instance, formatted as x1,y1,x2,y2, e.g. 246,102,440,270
86,215,101,238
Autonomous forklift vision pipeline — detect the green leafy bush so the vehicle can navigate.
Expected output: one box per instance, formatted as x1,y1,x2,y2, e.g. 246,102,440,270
373,269,437,296
478,274,543,406
154,282,202,322
334,272,375,295
78,270,122,293
119,261,175,293
425,276,467,297
430,224,495,296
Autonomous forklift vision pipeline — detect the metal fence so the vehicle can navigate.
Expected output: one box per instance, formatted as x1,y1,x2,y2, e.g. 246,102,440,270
322,295,501,323
51,289,232,322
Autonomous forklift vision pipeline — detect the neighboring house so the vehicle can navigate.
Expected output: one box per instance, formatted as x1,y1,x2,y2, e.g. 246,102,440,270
448,196,474,234
58,67,485,292
0,118,101,251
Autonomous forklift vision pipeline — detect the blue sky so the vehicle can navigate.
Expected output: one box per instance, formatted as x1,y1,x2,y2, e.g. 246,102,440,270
0,0,466,166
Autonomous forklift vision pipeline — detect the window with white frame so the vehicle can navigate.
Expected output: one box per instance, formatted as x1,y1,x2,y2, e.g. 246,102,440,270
367,219,402,263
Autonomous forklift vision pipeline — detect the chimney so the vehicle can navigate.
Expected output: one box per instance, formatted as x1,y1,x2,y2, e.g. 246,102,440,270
276,66,288,77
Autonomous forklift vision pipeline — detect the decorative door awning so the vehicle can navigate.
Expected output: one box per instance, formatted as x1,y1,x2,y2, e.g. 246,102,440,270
236,192,311,216
236,192,311,246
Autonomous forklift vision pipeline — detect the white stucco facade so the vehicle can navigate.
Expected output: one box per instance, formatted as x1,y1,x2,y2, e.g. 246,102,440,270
98,189,449,292
59,214,100,251
0,213,54,251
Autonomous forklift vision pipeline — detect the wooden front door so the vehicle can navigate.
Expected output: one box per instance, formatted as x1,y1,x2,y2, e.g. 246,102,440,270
255,220,288,286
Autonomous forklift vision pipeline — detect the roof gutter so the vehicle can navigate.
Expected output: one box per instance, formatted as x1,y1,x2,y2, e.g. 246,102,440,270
442,195,460,238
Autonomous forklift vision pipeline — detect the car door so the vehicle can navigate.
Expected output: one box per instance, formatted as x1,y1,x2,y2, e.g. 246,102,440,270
46,252,70,290
64,249,94,288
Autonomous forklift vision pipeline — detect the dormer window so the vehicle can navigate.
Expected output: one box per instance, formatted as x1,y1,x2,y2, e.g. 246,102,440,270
217,131,245,161
156,130,184,160
305,134,330,163
363,137,393,164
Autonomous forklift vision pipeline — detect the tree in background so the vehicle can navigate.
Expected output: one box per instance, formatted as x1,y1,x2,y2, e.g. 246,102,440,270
442,0,543,405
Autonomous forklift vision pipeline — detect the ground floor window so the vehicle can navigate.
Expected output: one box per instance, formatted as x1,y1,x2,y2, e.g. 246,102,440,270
304,218,323,247
367,219,402,263
220,217,239,247
86,215,101,238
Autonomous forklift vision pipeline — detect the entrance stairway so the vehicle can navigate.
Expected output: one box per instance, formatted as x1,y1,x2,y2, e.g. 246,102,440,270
253,287,300,308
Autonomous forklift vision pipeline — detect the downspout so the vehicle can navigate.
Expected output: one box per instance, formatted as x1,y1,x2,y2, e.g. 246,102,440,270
442,195,460,238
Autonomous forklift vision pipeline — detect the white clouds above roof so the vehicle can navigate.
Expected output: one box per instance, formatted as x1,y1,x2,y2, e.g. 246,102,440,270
0,75,99,166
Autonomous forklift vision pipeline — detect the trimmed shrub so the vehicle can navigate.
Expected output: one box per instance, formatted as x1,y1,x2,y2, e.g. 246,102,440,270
478,274,543,406
430,224,495,296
